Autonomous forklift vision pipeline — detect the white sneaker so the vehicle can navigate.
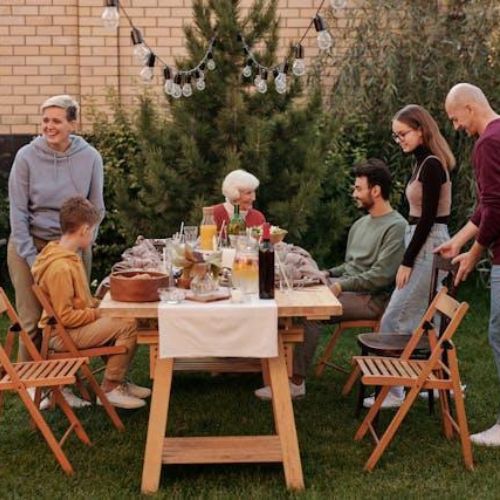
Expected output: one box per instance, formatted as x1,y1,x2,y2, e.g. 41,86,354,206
419,384,467,401
363,392,405,409
255,381,306,401
125,381,151,399
97,384,146,410
470,424,500,446
27,387,51,411
60,387,92,409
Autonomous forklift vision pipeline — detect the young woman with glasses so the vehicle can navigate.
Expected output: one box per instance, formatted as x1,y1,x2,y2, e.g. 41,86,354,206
363,104,455,410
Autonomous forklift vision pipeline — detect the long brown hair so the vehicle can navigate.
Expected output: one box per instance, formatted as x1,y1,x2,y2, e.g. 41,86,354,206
393,104,456,170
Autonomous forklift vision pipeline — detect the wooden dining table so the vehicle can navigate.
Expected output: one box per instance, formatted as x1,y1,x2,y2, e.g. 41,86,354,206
99,285,342,494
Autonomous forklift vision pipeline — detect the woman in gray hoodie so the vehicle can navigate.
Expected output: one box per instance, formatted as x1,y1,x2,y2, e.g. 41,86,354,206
8,95,105,365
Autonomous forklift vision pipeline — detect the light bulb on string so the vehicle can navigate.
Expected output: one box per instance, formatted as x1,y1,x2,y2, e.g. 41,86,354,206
163,66,173,95
206,52,216,71
292,44,306,76
330,0,347,8
242,58,253,78
314,15,333,50
256,69,268,94
139,52,156,83
194,70,205,91
101,0,119,31
274,64,287,94
171,74,182,99
131,27,149,65
182,75,193,97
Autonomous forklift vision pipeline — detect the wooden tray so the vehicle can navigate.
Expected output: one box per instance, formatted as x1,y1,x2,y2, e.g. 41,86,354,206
185,290,230,303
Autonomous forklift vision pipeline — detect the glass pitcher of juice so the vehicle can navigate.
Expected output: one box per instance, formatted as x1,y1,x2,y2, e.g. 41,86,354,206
232,236,259,294
200,206,217,251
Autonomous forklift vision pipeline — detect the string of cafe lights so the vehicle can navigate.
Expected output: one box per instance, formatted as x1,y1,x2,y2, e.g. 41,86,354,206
238,0,346,94
100,0,347,98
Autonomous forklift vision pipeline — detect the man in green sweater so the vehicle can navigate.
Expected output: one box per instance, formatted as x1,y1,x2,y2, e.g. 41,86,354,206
256,158,407,400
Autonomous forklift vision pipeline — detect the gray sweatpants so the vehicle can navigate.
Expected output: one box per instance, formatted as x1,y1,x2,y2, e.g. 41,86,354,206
293,291,386,378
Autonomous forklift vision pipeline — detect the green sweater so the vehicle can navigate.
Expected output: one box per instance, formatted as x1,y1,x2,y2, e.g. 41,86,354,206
329,210,407,294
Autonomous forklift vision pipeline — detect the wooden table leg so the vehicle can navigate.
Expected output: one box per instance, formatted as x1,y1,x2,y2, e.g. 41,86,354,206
267,338,304,491
141,357,174,494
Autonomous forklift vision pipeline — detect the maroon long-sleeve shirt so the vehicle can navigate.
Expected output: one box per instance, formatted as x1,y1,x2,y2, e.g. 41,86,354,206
470,118,500,265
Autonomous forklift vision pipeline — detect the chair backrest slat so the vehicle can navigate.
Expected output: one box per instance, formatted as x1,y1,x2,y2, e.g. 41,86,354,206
434,291,461,320
32,284,82,359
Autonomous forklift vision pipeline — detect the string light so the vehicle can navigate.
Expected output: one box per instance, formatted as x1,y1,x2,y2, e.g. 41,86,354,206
236,0,333,93
99,0,333,96
206,52,216,71
194,70,206,91
314,15,333,50
131,27,150,66
172,75,182,99
101,0,119,31
330,0,347,8
242,58,253,78
163,66,173,95
140,52,156,83
292,44,306,76
100,0,216,99
182,75,193,97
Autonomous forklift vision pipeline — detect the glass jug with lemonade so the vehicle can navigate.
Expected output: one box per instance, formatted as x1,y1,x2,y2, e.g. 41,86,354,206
200,206,217,251
232,236,259,294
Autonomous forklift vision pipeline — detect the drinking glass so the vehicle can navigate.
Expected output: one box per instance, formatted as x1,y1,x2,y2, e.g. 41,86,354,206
184,226,199,246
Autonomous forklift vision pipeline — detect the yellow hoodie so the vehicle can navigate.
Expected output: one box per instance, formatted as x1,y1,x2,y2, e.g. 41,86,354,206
32,241,98,329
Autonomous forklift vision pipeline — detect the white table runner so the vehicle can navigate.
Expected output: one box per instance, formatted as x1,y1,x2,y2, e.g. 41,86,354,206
158,296,278,358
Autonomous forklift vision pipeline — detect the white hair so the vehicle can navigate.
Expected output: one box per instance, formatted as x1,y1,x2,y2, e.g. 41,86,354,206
41,95,79,121
222,169,260,202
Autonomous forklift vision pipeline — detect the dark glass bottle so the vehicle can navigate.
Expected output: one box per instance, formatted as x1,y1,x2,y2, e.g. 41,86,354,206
259,223,275,299
227,203,246,237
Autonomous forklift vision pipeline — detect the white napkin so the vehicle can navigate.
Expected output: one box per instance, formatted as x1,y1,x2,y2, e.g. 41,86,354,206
158,296,278,358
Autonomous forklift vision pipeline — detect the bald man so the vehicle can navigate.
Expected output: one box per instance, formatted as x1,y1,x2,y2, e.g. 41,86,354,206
436,83,500,446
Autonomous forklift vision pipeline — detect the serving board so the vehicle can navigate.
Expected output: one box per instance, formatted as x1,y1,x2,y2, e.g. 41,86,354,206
185,289,231,303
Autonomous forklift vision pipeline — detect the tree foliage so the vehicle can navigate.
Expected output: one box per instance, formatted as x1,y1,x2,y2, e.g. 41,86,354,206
320,0,500,233
88,0,328,276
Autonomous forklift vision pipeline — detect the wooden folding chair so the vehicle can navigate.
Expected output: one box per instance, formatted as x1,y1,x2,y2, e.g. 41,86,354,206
31,284,125,431
342,255,459,403
315,319,380,376
352,288,473,471
0,287,94,474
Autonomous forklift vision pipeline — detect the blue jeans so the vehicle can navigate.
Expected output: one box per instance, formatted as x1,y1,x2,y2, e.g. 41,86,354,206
380,223,449,335
489,266,500,423
379,223,449,399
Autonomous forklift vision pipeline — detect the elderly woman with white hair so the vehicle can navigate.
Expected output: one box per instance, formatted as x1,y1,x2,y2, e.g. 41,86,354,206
8,94,105,372
213,169,266,229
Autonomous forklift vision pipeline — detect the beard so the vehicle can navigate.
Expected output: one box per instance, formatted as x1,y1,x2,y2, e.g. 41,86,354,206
355,196,374,211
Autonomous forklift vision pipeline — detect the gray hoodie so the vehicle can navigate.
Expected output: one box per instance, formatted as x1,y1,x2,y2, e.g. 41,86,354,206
8,134,105,267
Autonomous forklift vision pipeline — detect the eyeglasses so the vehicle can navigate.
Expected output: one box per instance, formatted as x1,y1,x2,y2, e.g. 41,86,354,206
392,129,415,143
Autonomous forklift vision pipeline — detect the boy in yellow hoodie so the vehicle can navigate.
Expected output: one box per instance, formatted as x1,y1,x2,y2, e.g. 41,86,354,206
32,196,150,410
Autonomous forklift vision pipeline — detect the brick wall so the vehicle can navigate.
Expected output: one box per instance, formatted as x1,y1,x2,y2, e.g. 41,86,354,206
0,0,360,135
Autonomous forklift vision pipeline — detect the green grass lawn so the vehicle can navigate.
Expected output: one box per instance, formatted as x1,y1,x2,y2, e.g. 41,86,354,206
1,282,500,499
